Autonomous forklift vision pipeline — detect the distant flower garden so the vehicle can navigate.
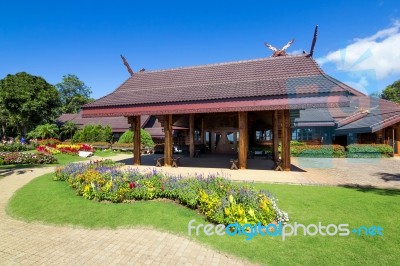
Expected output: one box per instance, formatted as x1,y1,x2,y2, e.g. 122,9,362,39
37,143,94,156
0,152,57,165
54,160,289,225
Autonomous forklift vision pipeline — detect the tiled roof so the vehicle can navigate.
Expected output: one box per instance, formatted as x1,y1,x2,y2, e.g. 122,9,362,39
57,111,148,133
85,55,363,109
335,97,400,133
294,96,400,133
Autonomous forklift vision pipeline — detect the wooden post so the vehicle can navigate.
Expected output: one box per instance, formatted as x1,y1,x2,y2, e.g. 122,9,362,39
281,110,291,171
273,110,279,161
131,115,141,165
164,114,173,166
211,131,215,152
238,111,248,169
189,114,195,158
393,127,395,156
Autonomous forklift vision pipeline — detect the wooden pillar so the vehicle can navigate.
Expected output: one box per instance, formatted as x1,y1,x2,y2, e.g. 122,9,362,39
164,114,173,166
211,131,215,152
189,114,195,158
273,110,279,161
281,110,291,171
238,111,248,169
131,115,141,165
233,131,238,151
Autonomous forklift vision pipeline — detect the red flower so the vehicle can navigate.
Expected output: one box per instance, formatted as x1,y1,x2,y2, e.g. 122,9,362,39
129,181,136,189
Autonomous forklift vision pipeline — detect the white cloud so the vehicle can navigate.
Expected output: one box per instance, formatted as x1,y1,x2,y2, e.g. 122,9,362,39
317,21,400,79
287,49,303,55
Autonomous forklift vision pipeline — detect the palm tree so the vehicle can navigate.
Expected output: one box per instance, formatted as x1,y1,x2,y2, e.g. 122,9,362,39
60,121,78,140
36,124,59,139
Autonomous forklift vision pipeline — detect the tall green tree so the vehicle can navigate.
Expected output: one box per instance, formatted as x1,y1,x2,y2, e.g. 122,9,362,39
0,72,61,136
381,80,400,103
56,74,93,113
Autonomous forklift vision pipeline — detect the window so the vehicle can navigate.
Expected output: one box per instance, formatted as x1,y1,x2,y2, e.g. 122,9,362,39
194,130,201,142
292,128,313,141
255,130,272,142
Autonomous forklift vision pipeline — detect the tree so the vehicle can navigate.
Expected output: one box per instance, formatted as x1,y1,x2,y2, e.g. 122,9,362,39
381,80,400,103
56,74,93,113
118,129,154,148
28,124,59,139
71,124,114,143
60,121,78,140
0,72,61,136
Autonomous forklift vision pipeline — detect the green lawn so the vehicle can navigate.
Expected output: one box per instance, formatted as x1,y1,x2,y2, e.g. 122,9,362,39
7,173,400,265
93,149,122,157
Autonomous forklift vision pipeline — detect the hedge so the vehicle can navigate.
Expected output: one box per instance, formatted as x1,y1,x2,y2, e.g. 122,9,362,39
291,145,345,158
346,144,393,158
0,143,36,152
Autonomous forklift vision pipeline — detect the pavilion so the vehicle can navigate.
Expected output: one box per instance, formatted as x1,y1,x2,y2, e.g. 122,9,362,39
82,54,364,171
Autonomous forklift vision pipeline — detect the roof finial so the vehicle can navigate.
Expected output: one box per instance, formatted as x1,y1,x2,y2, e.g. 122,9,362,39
120,55,134,76
309,25,318,57
264,39,295,57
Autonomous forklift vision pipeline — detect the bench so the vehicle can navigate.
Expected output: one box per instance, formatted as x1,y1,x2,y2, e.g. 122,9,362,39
273,159,283,171
155,157,164,167
230,159,239,170
172,157,181,167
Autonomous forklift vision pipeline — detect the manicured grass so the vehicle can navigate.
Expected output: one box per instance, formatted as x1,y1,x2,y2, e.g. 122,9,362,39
7,173,400,265
54,153,89,165
93,149,121,157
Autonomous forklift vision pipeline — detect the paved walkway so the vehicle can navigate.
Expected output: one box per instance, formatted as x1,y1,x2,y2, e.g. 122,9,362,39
121,154,400,189
0,156,255,266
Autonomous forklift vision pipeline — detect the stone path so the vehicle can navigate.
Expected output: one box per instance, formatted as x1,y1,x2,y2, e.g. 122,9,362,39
0,158,255,266
123,155,400,189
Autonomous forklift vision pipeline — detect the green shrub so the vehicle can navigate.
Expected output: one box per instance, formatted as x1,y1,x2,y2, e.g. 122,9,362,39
72,124,114,143
118,129,154,148
291,144,345,158
346,144,393,158
0,143,35,152
290,140,306,146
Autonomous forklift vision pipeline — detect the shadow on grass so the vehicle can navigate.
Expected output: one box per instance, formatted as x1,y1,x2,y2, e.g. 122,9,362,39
339,184,400,196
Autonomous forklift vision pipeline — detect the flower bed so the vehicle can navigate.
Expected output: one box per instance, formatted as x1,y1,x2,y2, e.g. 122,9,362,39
37,143,94,156
291,144,345,158
346,144,393,158
54,161,289,225
0,152,57,165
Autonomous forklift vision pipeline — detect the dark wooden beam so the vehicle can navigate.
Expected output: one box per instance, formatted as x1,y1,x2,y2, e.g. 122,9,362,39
131,115,141,165
238,111,248,169
164,114,173,166
273,110,279,161
281,110,291,171
189,114,195,158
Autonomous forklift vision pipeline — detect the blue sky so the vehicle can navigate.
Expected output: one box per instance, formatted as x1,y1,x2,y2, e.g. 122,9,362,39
1,0,399,99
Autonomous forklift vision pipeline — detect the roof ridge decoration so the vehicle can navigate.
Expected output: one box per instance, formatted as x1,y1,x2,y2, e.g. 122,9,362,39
264,39,295,57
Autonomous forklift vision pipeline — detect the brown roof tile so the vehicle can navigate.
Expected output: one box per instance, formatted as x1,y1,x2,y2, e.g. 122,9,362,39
85,55,364,109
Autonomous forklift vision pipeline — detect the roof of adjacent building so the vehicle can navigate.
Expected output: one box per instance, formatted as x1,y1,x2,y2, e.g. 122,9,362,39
83,55,364,117
57,111,148,133
294,96,400,134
